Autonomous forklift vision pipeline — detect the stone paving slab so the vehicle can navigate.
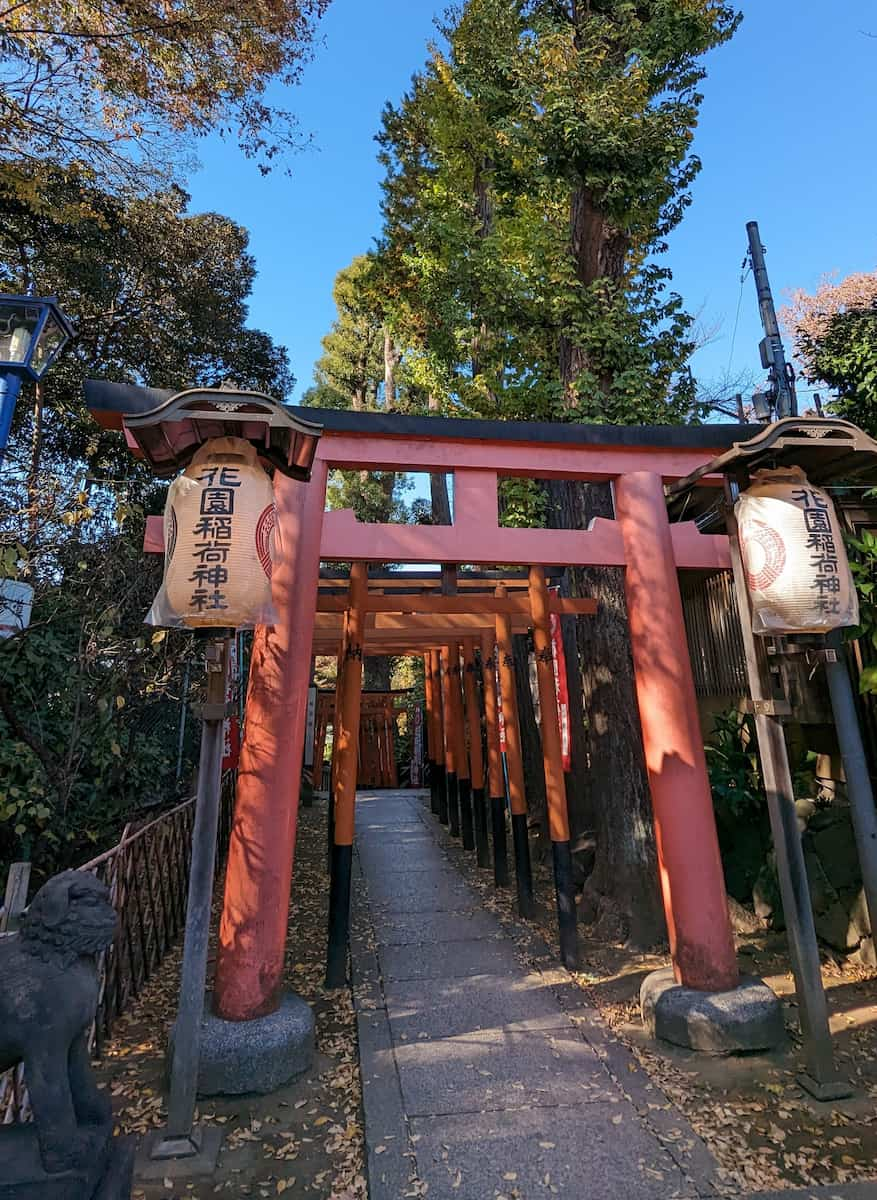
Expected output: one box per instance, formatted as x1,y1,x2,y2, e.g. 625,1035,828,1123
372,908,504,945
410,1104,695,1200
394,1026,617,1116
351,790,719,1200
385,970,575,1039
378,935,520,981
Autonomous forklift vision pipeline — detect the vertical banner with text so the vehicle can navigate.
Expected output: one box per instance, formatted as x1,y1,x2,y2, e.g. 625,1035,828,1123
549,593,571,772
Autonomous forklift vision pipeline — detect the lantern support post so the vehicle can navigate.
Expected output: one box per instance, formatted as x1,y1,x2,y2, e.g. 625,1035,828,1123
724,482,849,1098
147,637,229,1167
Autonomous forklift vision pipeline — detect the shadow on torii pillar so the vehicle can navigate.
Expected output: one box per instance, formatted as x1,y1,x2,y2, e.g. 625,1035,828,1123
86,379,877,1101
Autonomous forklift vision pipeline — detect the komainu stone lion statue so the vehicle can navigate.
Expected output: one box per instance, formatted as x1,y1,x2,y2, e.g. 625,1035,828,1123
0,869,118,1175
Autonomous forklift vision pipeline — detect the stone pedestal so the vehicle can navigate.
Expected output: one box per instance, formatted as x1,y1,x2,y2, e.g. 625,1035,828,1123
641,968,785,1055
169,990,315,1096
0,1126,133,1200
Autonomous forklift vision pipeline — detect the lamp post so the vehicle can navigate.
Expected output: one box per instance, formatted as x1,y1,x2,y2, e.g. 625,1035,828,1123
0,295,74,463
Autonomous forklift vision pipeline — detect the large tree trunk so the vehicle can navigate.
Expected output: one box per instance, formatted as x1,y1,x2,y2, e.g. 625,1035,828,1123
383,328,399,409
427,392,452,524
543,477,664,947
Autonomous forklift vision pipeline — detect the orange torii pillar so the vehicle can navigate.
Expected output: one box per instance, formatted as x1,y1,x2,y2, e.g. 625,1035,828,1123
480,630,509,888
434,651,450,825
495,587,535,919
440,646,461,836
214,460,328,1021
462,636,489,868
451,643,475,850
325,561,368,988
615,472,738,992
424,653,440,815
530,565,578,969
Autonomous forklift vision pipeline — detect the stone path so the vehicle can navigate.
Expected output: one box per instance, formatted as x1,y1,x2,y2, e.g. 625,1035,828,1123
349,790,871,1200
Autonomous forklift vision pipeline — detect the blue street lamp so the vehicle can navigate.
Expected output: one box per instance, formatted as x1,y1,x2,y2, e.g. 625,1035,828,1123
0,295,74,463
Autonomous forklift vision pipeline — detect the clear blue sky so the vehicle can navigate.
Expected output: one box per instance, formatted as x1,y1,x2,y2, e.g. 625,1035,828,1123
186,0,877,408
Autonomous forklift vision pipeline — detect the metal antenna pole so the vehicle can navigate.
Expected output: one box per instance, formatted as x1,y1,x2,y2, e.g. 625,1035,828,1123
746,221,797,419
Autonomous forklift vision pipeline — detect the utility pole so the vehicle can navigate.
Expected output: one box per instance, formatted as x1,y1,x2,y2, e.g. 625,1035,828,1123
746,221,797,419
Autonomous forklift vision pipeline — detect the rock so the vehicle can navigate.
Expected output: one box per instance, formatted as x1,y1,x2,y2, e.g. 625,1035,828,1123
810,808,860,891
727,896,764,935
795,797,817,833
814,900,858,951
640,968,785,1056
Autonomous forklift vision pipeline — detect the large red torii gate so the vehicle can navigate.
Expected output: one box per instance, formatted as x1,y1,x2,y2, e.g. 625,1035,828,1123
206,410,744,1020
86,385,751,1027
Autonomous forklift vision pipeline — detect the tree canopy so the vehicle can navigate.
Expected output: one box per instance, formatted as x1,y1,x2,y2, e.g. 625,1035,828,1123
0,0,332,196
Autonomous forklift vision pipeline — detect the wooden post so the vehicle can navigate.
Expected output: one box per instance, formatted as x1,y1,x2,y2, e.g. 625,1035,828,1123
440,646,460,836
529,566,578,969
424,654,439,814
325,561,367,989
0,862,30,933
435,650,449,824
214,461,328,1022
724,482,846,1098
159,638,228,1155
495,587,535,918
480,630,509,888
451,642,474,849
615,472,738,993
463,636,489,867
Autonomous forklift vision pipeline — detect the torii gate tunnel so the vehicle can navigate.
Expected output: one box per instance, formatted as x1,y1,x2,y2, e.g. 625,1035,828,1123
88,388,757,1025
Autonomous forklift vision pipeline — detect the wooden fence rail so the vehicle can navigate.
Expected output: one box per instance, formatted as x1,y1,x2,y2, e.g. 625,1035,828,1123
0,772,235,1124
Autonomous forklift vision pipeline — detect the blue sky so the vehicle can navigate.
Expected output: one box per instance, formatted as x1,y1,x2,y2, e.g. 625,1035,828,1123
187,0,877,409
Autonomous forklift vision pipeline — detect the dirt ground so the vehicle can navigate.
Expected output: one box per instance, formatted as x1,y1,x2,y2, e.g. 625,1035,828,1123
457,838,877,1195
96,800,366,1200
98,794,877,1197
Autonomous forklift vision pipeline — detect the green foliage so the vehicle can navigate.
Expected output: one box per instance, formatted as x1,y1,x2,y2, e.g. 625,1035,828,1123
0,169,294,881
370,0,738,422
809,309,877,436
705,710,765,825
705,710,771,901
846,523,877,694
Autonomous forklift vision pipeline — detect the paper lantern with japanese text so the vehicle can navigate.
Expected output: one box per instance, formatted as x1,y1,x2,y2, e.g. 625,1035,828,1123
146,436,277,630
735,467,858,635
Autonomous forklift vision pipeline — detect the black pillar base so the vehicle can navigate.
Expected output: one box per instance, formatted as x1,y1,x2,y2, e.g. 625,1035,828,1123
552,839,579,971
491,795,509,887
436,764,448,824
428,759,439,814
325,843,353,988
447,771,460,836
511,812,536,919
326,793,335,874
458,777,475,850
473,787,489,867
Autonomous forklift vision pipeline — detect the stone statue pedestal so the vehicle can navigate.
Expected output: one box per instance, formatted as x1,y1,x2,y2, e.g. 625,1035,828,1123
0,1125,134,1200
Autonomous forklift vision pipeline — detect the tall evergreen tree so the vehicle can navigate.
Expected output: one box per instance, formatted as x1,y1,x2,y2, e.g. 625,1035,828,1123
369,0,739,944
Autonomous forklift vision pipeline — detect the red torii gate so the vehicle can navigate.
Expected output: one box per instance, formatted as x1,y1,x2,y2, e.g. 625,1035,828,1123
209,410,741,1020
87,388,747,1027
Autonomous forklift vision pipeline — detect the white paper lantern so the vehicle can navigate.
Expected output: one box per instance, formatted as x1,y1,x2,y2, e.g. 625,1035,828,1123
147,436,277,630
736,467,858,635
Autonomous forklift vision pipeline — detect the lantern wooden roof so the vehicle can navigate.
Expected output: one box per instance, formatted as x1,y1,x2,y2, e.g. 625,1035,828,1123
665,417,877,532
84,381,322,481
